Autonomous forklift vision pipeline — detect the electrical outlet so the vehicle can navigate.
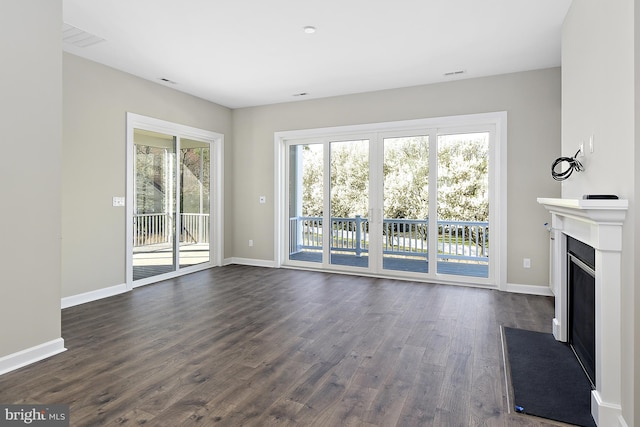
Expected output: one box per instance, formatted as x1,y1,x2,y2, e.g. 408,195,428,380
523,258,531,268
578,143,584,157
249,239,254,247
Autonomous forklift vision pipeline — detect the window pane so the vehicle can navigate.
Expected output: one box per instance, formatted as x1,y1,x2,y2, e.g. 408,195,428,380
382,136,429,273
179,138,210,268
288,144,324,263
436,132,489,278
133,129,177,280
330,140,369,268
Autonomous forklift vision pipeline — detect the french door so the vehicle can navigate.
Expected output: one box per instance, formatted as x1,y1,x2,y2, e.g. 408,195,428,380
282,115,501,287
329,139,370,268
380,134,431,273
126,113,223,288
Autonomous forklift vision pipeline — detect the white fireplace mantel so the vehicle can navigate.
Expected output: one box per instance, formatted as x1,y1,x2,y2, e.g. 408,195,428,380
537,197,628,221
537,197,628,427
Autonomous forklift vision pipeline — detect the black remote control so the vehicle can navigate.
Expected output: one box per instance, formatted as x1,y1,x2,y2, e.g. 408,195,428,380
582,194,619,200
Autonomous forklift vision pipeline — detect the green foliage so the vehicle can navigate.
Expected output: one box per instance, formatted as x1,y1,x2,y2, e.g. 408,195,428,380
330,140,369,217
300,145,323,217
297,133,488,222
383,136,429,219
437,134,488,221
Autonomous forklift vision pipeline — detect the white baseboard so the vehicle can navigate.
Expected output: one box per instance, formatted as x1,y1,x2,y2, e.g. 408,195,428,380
505,282,554,296
618,415,629,427
0,338,66,376
61,283,128,309
592,389,624,427
221,263,555,296
224,257,277,268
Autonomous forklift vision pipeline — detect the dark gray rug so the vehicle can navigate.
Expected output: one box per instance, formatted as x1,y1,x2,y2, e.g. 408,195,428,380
503,327,596,427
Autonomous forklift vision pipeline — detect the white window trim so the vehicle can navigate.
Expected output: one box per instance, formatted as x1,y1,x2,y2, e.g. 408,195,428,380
126,112,224,290
274,111,507,290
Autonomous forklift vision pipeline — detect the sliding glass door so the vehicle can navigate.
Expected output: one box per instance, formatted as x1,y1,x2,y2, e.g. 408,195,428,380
330,139,370,268
382,135,430,273
178,139,211,269
133,130,179,280
288,143,324,264
282,115,500,286
436,132,489,278
127,113,223,288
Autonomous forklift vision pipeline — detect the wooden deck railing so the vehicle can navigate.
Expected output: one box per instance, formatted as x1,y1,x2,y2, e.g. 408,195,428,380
289,216,489,262
134,213,209,246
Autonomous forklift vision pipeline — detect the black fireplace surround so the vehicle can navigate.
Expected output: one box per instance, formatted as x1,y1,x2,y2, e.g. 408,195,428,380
567,235,596,388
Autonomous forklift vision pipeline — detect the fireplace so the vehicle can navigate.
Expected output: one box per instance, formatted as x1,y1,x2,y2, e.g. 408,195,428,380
567,236,596,387
537,197,628,427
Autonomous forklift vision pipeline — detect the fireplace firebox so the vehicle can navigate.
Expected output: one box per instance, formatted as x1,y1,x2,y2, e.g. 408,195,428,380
567,236,596,388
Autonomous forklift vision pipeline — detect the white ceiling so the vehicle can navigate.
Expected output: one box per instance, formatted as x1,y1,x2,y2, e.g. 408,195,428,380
63,0,572,109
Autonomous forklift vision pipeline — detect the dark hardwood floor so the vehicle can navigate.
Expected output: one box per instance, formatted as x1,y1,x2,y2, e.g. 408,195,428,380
0,265,575,426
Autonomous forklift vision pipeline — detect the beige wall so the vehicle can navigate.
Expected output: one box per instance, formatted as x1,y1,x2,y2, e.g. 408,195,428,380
636,1,640,422
62,53,232,297
0,1,63,356
232,68,561,288
562,1,636,423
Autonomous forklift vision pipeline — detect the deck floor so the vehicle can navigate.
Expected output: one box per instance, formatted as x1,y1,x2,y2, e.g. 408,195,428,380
133,243,210,281
289,251,489,278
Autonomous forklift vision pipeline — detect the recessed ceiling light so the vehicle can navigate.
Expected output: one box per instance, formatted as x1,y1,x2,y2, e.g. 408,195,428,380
293,92,308,97
159,78,177,84
444,70,466,77
303,26,317,34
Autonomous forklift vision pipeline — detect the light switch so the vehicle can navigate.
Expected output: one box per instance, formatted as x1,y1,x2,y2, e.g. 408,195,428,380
112,196,125,207
259,196,266,204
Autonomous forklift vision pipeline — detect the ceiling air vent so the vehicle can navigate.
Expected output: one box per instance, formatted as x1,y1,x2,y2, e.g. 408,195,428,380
444,70,466,77
62,23,106,48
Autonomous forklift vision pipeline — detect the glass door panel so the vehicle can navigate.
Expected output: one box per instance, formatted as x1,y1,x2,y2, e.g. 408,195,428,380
436,132,489,278
133,129,177,280
288,144,324,263
179,138,210,268
330,140,369,268
382,136,430,273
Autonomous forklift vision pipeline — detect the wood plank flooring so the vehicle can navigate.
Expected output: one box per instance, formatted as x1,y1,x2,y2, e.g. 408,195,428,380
0,265,576,426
